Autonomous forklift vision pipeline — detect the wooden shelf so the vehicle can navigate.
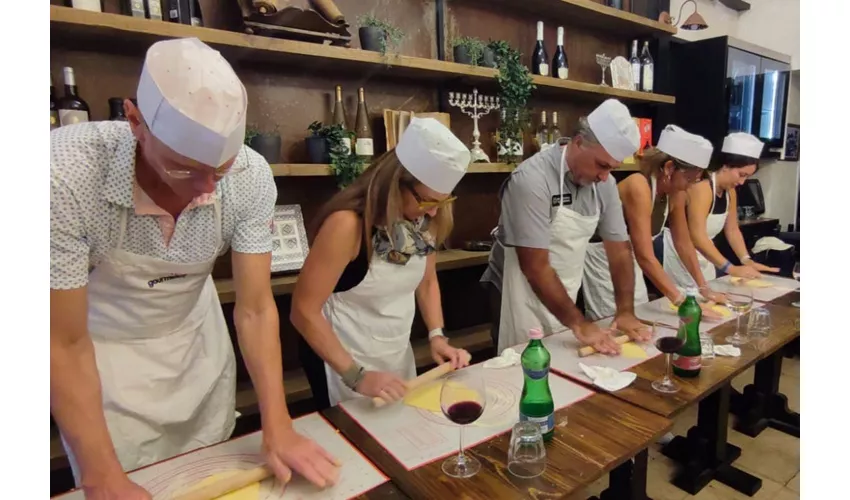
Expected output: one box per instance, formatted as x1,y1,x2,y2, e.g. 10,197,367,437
475,0,678,38
215,249,489,304
50,5,674,105
270,163,515,177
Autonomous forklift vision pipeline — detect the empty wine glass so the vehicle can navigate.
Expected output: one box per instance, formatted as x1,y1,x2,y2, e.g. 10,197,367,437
652,326,686,394
440,370,486,478
725,286,754,346
792,262,800,307
596,54,611,86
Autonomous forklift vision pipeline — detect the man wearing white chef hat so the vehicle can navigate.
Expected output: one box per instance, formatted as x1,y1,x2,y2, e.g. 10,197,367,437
665,131,779,289
51,38,337,499
292,117,473,411
481,99,651,358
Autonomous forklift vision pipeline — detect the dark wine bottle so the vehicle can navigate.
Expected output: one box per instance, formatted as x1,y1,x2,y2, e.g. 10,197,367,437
145,0,163,20
189,0,203,26
332,85,351,154
166,0,191,24
629,40,641,91
50,74,59,131
640,41,654,93
57,67,90,127
552,27,568,80
531,21,549,77
108,98,128,121
124,0,146,17
354,88,374,160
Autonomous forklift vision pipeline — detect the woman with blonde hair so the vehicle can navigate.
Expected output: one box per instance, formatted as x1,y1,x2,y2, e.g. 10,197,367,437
583,125,726,320
291,118,472,409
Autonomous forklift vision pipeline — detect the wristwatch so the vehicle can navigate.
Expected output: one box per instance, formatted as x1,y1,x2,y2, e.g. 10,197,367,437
341,363,365,390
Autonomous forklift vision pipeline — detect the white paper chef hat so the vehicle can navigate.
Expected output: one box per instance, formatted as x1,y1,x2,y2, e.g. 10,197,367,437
657,125,713,169
137,37,247,167
586,99,640,162
396,117,471,194
722,132,764,159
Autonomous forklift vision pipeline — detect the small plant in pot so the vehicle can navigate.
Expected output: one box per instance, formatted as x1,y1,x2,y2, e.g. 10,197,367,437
358,14,404,57
487,40,535,164
244,125,281,164
452,36,485,66
305,122,367,188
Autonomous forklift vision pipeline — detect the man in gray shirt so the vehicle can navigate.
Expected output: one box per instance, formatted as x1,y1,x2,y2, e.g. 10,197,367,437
481,99,650,354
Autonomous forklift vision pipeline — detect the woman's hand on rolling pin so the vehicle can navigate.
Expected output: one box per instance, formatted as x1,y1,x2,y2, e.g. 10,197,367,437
355,371,408,401
429,336,472,369
82,474,152,500
263,426,340,489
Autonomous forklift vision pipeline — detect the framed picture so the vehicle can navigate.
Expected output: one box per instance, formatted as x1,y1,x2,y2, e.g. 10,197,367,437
271,205,309,273
784,123,800,161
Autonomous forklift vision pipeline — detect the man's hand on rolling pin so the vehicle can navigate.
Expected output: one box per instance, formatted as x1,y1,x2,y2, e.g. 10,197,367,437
262,426,340,489
572,321,620,355
699,287,727,306
82,474,152,500
729,265,761,280
744,260,780,274
429,336,472,369
355,371,408,402
611,312,652,342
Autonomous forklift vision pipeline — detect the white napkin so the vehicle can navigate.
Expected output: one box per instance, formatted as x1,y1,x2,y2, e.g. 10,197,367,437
578,363,637,391
483,348,521,369
713,345,742,357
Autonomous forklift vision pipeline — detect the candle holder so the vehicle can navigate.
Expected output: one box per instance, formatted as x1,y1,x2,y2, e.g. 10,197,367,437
596,53,612,87
448,88,500,163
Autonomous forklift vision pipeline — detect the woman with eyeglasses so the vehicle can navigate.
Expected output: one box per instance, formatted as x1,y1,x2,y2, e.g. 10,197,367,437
292,118,472,409
583,125,727,320
664,132,778,289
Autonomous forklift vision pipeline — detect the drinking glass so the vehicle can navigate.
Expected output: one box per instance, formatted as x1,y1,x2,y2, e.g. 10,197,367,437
507,421,547,478
748,307,772,349
440,370,486,478
651,326,686,394
596,54,611,86
792,262,800,307
725,287,754,345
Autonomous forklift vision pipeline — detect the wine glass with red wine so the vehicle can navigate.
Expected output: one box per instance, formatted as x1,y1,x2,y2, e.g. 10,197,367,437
652,331,686,394
440,370,486,478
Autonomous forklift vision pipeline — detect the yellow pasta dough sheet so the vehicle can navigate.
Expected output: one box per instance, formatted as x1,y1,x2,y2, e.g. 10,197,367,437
669,302,732,318
176,470,261,500
730,277,773,288
619,342,649,359
403,380,444,413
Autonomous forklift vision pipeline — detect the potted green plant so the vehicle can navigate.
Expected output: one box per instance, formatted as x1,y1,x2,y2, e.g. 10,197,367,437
305,122,367,188
451,36,485,66
488,40,535,164
358,14,404,56
306,121,333,164
245,125,281,164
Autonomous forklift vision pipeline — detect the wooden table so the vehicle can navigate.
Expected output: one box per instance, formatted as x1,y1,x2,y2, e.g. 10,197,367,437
358,483,410,499
606,303,799,496
324,393,672,500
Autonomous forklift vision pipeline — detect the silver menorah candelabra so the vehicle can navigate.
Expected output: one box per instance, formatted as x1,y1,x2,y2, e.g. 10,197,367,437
448,88,500,163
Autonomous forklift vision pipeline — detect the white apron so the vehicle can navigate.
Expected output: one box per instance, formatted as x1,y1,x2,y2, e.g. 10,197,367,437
498,147,600,353
323,254,426,406
583,174,669,320
62,200,235,484
663,172,729,290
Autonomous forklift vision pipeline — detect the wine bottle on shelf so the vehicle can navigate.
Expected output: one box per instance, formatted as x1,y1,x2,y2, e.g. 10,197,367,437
552,27,568,80
548,111,561,145
108,98,129,121
124,0,146,17
145,0,163,20
189,0,203,26
57,67,90,127
51,75,59,131
531,21,549,77
640,41,654,93
535,111,548,153
354,88,374,160
166,0,192,24
629,40,641,91
70,1,102,12
332,85,352,154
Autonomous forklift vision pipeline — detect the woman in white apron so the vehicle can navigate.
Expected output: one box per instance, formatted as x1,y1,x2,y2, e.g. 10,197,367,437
291,118,472,408
664,132,777,288
583,125,725,320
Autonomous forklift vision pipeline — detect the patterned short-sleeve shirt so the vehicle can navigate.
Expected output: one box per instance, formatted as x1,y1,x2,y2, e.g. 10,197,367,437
50,121,277,290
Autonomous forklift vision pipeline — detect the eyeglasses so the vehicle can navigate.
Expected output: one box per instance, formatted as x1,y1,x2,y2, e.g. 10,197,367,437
162,146,248,180
406,185,457,210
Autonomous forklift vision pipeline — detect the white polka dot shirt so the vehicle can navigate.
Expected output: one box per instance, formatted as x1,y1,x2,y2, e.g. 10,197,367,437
50,121,277,290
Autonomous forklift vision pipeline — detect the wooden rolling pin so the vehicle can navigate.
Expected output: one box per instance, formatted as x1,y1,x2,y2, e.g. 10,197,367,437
372,362,455,408
577,334,630,357
172,465,279,500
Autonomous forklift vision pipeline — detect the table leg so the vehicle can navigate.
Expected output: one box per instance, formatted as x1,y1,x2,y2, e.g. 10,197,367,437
783,338,800,359
661,384,762,496
587,448,652,500
732,350,800,438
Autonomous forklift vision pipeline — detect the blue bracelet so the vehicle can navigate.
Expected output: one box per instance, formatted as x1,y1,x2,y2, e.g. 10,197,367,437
718,261,732,273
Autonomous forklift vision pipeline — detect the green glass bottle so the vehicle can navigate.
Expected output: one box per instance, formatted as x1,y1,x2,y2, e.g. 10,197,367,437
519,328,555,441
672,288,702,378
